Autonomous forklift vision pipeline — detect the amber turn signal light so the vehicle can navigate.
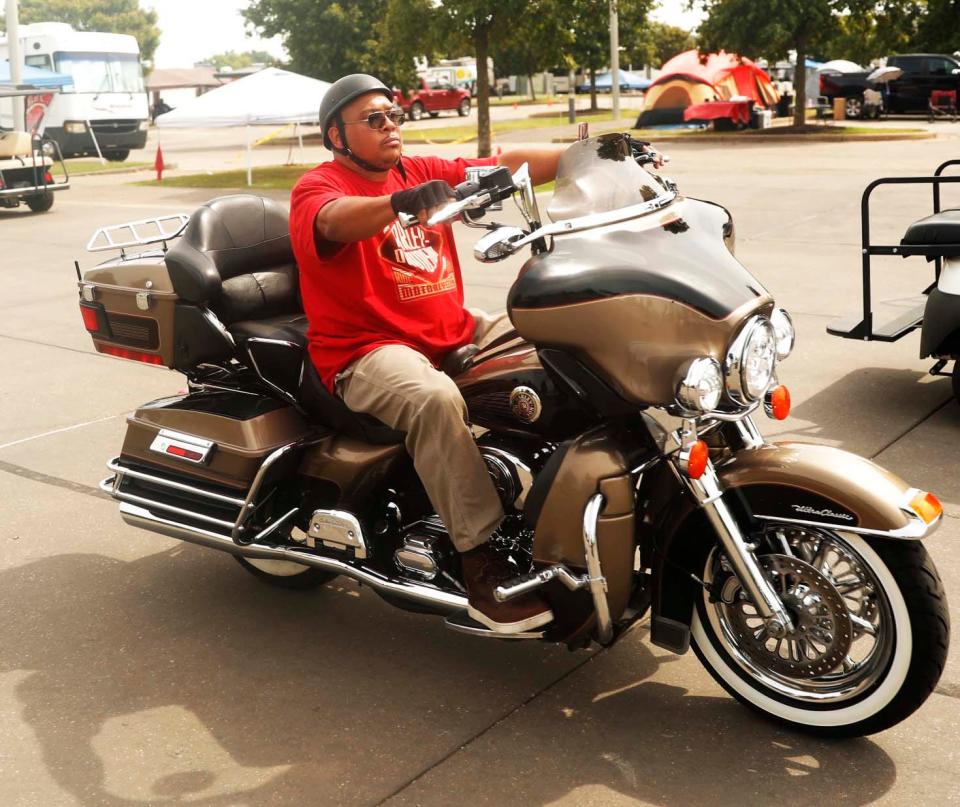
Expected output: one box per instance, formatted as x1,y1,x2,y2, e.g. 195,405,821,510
909,491,942,524
686,439,709,479
765,385,791,420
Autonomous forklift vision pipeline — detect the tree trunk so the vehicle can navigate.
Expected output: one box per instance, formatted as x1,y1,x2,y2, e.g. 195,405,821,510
589,66,598,112
528,73,537,102
793,34,807,128
475,24,492,157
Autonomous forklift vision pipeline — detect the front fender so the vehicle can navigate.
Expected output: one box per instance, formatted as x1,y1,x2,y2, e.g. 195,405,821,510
718,442,940,540
644,441,941,655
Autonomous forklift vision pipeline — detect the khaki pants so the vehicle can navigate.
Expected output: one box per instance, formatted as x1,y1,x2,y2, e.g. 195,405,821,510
337,309,513,552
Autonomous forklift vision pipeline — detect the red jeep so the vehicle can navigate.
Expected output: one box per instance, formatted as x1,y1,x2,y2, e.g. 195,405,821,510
394,77,472,121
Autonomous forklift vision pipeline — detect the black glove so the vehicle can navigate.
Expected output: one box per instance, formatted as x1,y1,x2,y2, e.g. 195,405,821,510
390,179,455,218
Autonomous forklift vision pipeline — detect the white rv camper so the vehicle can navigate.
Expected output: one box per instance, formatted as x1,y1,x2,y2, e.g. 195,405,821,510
0,22,149,161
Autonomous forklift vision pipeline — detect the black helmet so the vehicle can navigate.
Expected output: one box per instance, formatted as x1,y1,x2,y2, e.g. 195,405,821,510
319,73,393,149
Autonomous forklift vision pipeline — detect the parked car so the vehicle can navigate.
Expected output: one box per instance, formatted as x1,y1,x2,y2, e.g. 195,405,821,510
820,53,960,118
394,78,471,121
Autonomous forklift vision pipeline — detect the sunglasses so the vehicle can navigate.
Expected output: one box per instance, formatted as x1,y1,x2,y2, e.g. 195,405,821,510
343,107,406,129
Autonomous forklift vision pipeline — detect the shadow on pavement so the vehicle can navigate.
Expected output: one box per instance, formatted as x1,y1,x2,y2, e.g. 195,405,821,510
0,546,896,806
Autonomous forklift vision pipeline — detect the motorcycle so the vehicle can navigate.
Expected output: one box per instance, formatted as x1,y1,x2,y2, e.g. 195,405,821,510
79,133,948,736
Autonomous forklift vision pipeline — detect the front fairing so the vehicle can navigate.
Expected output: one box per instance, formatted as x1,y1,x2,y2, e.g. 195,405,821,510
509,190,773,407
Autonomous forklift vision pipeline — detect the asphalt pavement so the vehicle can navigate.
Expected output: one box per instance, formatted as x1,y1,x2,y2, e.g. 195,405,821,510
2,124,960,806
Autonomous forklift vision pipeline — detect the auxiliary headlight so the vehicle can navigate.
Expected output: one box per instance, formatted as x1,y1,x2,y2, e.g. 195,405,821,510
677,357,723,413
64,121,87,134
770,307,795,360
725,317,777,404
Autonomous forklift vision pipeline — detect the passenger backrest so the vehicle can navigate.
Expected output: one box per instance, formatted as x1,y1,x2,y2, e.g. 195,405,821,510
165,194,300,324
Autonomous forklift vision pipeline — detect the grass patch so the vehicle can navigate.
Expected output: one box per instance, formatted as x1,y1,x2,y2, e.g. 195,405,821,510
135,162,557,193
52,159,151,176
402,111,620,144
135,164,311,190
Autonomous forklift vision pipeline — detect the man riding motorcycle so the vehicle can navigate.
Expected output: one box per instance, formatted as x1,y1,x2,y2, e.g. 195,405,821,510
289,74,566,633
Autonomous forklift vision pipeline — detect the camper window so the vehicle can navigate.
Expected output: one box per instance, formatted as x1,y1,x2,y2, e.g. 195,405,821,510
54,52,144,94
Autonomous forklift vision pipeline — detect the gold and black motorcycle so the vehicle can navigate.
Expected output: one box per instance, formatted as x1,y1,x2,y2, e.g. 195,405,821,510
80,134,948,736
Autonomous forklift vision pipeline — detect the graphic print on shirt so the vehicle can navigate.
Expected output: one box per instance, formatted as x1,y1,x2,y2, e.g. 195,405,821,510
379,220,457,303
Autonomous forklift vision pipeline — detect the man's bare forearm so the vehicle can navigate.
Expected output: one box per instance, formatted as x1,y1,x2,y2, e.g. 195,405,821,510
497,147,564,186
316,195,396,243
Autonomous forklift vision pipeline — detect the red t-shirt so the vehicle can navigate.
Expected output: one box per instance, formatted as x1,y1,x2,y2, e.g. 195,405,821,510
289,154,498,391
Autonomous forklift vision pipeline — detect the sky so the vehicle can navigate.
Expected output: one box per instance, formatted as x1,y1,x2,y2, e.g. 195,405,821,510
143,0,705,70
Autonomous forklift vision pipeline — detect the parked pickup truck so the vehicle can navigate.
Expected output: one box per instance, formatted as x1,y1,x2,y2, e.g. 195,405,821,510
820,53,960,118
394,78,471,121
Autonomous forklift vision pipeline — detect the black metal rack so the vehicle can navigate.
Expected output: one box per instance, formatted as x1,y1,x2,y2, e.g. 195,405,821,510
828,159,960,342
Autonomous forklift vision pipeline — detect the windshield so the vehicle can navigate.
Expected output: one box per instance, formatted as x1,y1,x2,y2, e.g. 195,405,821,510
547,133,671,222
54,52,144,94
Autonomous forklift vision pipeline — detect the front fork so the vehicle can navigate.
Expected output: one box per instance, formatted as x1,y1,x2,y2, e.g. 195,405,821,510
676,416,794,637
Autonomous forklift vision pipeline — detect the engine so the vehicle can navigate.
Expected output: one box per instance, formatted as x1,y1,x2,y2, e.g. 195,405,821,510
392,436,555,584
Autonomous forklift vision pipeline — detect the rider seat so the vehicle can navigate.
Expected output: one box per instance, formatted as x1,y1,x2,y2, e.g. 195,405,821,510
900,209,960,257
164,194,403,444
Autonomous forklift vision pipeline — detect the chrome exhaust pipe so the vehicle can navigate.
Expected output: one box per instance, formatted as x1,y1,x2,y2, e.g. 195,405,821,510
118,502,468,612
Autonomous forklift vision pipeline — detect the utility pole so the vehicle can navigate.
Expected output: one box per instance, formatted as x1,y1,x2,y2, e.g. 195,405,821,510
4,0,24,127
609,0,620,122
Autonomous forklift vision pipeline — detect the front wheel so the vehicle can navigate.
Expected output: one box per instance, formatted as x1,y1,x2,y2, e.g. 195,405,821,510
457,98,471,117
104,149,130,162
692,528,948,736
409,102,425,121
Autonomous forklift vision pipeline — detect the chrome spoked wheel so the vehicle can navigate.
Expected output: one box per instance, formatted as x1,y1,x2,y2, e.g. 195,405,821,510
704,528,894,703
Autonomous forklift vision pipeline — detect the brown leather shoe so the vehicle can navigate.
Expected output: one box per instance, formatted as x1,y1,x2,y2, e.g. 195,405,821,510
461,543,554,634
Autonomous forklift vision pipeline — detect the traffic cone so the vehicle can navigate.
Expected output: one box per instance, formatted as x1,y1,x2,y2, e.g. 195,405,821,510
154,143,165,181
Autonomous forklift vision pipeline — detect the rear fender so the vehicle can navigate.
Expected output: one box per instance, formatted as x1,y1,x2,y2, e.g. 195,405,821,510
644,442,941,655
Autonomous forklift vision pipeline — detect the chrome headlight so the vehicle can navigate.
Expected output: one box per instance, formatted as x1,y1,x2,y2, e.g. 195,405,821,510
677,357,723,413
726,317,777,403
770,307,795,360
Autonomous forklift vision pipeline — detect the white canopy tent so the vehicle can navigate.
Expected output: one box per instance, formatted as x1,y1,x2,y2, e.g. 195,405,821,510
155,67,332,185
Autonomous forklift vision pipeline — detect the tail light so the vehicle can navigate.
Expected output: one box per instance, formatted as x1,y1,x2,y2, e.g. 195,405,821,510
79,300,106,335
98,344,165,365
43,170,53,184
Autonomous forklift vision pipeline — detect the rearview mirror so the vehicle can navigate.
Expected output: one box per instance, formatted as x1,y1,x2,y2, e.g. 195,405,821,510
473,226,526,263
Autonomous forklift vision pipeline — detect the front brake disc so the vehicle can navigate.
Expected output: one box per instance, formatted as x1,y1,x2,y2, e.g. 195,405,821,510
722,554,853,679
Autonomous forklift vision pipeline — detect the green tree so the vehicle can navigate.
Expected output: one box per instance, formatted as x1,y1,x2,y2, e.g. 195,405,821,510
912,0,960,54
1,0,160,67
565,0,654,111
243,0,420,86
491,0,575,101
202,49,279,71
630,21,696,69
384,0,529,157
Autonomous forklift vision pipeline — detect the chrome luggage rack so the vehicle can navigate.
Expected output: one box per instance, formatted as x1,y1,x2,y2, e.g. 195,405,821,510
86,213,190,255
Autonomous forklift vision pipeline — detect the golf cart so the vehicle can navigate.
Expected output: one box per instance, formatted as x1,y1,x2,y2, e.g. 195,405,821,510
0,86,69,213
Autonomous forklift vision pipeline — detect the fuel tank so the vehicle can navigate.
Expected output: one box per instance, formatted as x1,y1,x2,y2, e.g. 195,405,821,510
455,329,597,439
508,196,773,408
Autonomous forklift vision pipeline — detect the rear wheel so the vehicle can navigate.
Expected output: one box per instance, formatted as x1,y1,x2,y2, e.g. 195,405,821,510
409,102,425,121
25,191,54,213
235,556,337,589
952,360,960,404
692,527,949,736
845,95,864,119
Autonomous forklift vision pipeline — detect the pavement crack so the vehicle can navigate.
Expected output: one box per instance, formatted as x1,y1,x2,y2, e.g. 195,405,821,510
374,645,608,805
935,682,960,701
869,395,954,460
0,331,97,357
0,459,110,501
